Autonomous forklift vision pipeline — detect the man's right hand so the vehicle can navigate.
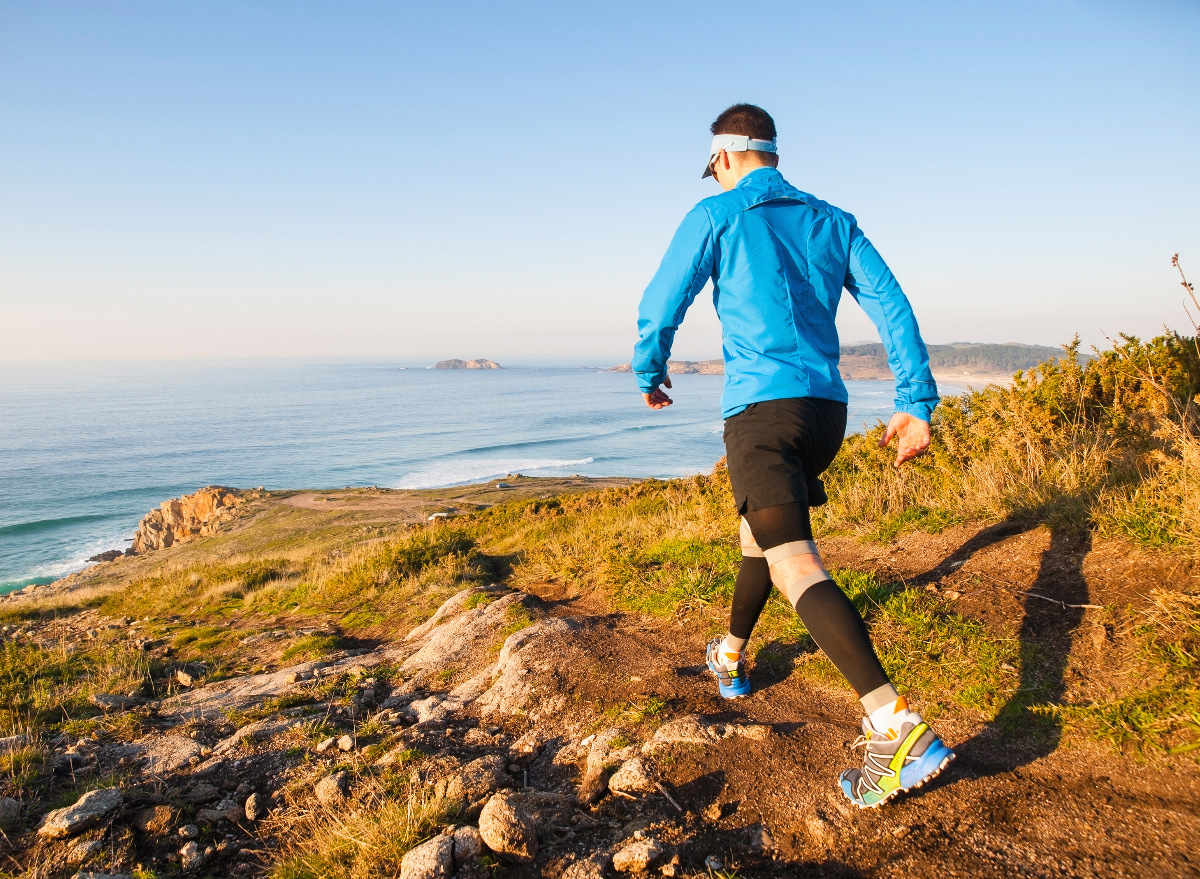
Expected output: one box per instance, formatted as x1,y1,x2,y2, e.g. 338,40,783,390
642,375,673,409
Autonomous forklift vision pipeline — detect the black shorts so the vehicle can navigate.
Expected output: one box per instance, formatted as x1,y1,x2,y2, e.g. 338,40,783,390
723,397,848,515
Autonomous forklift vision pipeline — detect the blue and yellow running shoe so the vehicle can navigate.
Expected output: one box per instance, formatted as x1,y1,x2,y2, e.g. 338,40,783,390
705,636,751,699
839,718,955,808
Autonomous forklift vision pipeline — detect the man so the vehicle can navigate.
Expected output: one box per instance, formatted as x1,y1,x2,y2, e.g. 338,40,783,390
633,104,954,809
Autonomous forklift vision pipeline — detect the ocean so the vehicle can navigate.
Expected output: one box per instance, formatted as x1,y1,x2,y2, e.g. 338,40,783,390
0,361,953,591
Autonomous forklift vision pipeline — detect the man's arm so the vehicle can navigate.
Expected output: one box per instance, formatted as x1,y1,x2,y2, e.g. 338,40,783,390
633,205,715,405
844,224,939,464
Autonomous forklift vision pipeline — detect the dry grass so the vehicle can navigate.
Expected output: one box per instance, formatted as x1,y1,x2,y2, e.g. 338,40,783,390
268,773,456,879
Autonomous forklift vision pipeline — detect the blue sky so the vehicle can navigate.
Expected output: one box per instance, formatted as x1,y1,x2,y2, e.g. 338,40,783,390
1,1,1197,362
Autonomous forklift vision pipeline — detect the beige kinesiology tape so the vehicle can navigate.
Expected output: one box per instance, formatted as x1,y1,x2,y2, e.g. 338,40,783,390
738,517,765,558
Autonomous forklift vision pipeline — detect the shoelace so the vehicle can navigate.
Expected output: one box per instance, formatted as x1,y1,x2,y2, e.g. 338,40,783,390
849,734,899,796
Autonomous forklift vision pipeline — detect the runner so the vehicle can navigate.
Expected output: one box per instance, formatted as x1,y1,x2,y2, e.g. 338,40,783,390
633,104,955,808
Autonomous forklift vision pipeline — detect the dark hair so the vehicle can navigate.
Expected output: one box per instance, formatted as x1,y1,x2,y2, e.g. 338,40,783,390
710,103,776,141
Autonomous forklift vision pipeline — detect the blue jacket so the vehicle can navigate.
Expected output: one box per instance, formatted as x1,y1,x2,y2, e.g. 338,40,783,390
633,167,938,421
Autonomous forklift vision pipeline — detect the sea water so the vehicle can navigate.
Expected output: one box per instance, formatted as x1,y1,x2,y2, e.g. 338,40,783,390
0,361,953,591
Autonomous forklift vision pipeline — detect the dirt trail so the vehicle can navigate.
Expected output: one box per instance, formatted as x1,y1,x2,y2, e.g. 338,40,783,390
6,521,1199,878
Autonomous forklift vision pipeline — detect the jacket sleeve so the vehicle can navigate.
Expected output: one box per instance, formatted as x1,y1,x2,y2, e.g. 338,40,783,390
632,205,716,393
844,224,939,422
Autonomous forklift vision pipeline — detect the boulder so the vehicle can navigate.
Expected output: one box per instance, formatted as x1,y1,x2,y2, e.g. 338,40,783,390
398,834,454,879
608,756,656,794
450,825,484,864
434,754,508,817
244,792,266,821
183,782,219,803
578,727,636,805
314,771,350,806
0,796,18,827
88,694,144,712
478,792,537,863
130,735,205,773
612,838,666,872
38,788,124,839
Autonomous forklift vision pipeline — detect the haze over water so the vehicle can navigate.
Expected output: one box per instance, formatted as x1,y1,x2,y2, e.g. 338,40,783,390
0,362,960,591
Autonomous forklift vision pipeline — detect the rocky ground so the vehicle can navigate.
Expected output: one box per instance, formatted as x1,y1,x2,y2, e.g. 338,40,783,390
3,515,1198,879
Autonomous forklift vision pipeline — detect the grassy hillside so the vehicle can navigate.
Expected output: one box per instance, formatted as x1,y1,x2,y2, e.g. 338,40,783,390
839,341,1088,374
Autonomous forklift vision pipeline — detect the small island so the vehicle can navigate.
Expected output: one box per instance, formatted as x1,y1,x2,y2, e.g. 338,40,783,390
433,358,503,370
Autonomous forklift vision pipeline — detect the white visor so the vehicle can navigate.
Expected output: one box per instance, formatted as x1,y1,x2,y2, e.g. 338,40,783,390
703,134,777,178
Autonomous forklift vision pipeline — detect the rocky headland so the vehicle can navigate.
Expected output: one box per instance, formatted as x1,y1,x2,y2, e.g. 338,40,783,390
131,486,244,554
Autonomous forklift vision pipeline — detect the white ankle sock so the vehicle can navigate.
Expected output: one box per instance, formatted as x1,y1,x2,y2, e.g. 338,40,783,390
868,695,922,736
717,634,745,669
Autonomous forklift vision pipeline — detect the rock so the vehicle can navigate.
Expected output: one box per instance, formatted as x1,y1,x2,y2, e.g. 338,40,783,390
578,727,636,805
87,694,145,711
398,833,454,879
405,591,475,641
562,851,610,879
178,824,199,839
612,838,666,872
704,855,724,871
337,734,354,752
314,771,349,806
72,872,134,879
403,593,525,672
0,796,18,827
175,669,196,687
478,792,538,863
129,735,205,772
475,618,576,719
212,717,293,755
641,715,769,753
69,838,104,862
132,487,242,554
244,792,266,821
608,756,655,794
450,825,484,864
315,737,336,753
132,805,177,834
183,782,220,803
88,549,124,563
435,754,508,817
179,840,204,871
750,825,776,852
0,734,31,754
38,788,124,839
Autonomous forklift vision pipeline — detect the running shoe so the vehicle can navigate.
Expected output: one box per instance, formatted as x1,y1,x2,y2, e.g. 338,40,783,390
839,717,955,808
705,636,751,699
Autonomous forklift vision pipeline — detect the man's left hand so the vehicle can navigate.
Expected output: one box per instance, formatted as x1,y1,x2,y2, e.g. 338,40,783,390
879,412,931,467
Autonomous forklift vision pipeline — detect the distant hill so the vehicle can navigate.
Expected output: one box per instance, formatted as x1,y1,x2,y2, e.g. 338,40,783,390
610,343,1083,383
839,342,1085,380
433,359,502,370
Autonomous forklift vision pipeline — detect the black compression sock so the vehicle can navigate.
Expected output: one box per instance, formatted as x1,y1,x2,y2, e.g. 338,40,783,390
729,556,772,641
793,579,890,697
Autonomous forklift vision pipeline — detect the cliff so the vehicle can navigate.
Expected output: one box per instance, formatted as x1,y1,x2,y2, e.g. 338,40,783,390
131,486,243,554
433,359,502,370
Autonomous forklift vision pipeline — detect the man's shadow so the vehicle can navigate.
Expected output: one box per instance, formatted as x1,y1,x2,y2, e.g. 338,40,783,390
910,519,1094,781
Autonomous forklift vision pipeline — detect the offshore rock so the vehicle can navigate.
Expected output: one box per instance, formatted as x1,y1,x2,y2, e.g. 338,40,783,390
433,359,502,370
131,487,241,554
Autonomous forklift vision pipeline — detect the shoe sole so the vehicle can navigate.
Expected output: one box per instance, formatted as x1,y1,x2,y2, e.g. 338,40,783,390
844,745,956,810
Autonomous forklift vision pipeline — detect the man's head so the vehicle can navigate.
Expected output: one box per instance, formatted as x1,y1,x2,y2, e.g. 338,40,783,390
705,103,779,191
